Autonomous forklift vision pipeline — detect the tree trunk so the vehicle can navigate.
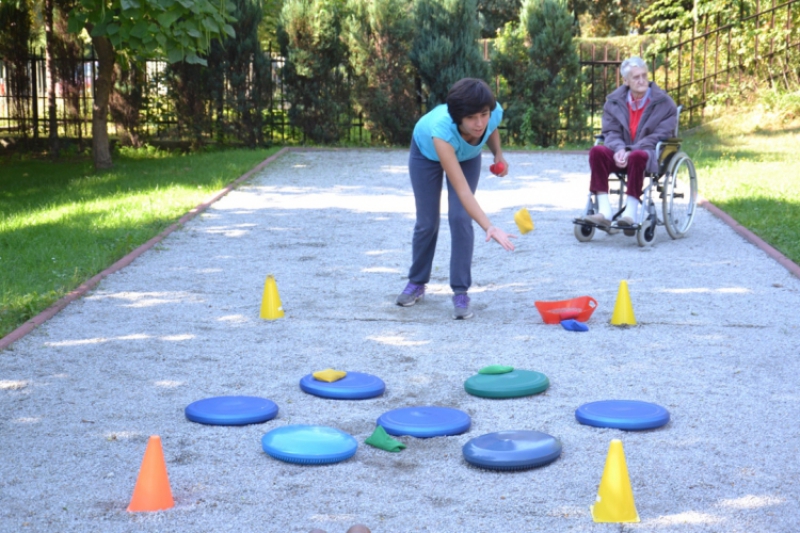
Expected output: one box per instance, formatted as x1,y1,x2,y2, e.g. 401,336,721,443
91,34,115,170
45,0,59,158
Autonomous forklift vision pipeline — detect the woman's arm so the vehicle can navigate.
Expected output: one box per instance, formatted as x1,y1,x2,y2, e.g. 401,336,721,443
433,138,516,251
485,129,509,177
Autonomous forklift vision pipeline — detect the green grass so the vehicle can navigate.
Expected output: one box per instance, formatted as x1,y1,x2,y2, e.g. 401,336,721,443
0,146,279,338
683,107,800,265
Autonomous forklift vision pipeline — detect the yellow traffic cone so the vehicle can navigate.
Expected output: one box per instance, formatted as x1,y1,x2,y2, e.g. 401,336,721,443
591,439,640,523
260,275,285,320
610,280,636,326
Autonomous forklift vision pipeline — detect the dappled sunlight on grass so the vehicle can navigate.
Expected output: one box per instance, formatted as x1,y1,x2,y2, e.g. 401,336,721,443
685,111,800,264
0,147,279,338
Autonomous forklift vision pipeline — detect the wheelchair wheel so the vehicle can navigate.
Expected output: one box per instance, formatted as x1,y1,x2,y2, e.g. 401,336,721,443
636,202,657,247
574,222,595,242
662,151,698,239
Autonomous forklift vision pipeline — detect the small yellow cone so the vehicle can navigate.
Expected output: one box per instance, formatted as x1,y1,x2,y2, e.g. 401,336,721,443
610,280,636,326
260,275,285,320
591,439,640,523
514,208,534,234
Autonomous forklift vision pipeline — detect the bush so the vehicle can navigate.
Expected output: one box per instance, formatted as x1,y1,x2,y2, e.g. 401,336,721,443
410,0,489,109
345,0,418,145
278,0,351,144
492,0,584,146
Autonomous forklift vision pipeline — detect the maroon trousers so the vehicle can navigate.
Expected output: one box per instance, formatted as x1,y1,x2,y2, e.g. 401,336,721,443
589,145,648,199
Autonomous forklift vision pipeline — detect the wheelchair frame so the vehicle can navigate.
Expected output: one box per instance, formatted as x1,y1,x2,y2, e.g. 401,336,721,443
573,106,699,247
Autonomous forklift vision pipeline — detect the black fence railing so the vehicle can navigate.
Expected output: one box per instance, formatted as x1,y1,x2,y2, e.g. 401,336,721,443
1,0,797,147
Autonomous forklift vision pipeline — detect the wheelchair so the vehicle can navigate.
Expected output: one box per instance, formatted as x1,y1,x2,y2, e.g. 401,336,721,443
572,107,698,247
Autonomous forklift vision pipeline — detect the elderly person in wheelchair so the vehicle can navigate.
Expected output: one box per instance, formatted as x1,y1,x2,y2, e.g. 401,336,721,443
584,56,677,229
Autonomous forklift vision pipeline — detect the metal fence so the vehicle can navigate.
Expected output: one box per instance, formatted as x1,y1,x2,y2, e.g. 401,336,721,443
580,0,800,134
1,0,798,147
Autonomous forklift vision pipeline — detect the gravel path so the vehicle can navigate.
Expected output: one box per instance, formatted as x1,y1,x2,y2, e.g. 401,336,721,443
2,149,799,533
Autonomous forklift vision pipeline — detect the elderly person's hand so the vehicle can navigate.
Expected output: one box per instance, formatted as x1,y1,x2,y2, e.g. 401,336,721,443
614,149,628,168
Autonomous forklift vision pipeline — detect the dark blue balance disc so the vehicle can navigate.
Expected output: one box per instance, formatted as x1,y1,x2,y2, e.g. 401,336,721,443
464,370,550,399
262,425,358,465
463,430,562,471
377,406,471,438
299,371,385,400
575,400,670,430
185,396,278,426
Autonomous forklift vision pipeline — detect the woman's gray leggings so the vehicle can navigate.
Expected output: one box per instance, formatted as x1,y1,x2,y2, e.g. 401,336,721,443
407,139,481,294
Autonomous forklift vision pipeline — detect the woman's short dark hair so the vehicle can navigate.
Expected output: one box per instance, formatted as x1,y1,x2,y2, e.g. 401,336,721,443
446,78,496,125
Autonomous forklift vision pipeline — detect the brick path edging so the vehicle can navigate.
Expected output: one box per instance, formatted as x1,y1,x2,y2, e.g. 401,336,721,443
698,196,800,279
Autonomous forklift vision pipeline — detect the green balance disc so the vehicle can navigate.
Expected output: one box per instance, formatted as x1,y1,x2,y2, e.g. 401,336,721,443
464,370,550,399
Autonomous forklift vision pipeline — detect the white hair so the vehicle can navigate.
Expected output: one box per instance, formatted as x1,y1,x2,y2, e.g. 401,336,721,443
620,56,648,80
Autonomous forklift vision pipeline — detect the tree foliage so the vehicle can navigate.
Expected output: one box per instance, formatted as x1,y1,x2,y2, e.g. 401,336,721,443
410,0,489,109
66,0,235,168
67,0,236,65
0,0,33,135
207,0,272,147
493,0,584,146
278,0,350,144
477,0,522,38
344,0,418,145
638,0,752,34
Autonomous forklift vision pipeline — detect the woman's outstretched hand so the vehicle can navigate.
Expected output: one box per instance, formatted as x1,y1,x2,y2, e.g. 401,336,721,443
485,226,517,251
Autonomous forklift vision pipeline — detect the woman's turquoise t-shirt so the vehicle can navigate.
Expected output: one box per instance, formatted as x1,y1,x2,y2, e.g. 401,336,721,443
412,102,503,162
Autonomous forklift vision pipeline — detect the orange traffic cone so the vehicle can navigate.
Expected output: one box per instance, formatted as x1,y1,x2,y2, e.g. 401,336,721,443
127,436,175,512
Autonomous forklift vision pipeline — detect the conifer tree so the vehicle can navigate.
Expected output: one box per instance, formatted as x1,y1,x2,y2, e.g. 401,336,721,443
278,0,350,144
345,0,418,145
492,0,584,146
521,0,583,146
410,0,489,109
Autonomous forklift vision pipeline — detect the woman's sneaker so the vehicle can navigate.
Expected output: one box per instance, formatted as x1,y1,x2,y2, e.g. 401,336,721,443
396,282,425,306
452,293,473,320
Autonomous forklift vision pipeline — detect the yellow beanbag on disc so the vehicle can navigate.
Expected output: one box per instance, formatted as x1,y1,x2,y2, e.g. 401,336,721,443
313,369,347,383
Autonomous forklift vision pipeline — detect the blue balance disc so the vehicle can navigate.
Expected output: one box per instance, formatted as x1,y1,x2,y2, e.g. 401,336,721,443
463,430,562,471
575,400,670,430
261,425,358,465
377,406,471,438
464,370,550,399
299,371,385,400
185,396,278,426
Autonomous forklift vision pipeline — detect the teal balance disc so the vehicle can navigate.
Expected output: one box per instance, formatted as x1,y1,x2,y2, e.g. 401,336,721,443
464,370,549,399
